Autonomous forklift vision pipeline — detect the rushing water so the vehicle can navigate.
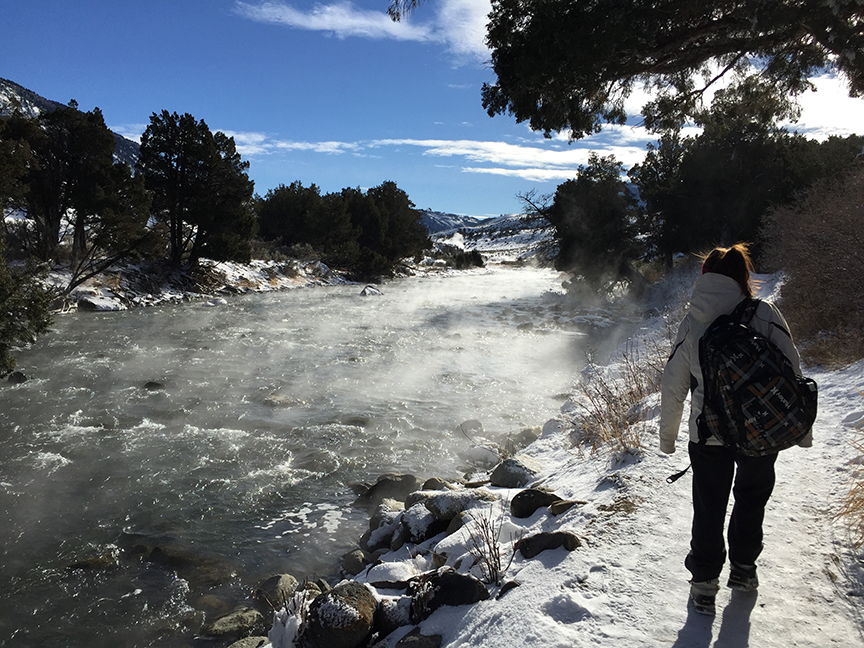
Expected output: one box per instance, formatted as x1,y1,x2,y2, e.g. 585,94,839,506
0,266,626,647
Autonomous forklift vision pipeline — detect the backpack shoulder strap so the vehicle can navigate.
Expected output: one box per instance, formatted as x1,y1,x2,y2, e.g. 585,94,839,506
732,297,760,324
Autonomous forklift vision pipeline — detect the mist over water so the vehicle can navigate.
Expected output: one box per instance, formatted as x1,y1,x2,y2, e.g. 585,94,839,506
0,266,625,647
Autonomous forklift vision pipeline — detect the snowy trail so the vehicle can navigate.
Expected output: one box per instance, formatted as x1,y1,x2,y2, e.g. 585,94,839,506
403,362,864,648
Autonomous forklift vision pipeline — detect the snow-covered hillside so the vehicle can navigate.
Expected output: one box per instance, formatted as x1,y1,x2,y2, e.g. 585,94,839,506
419,210,485,234
430,213,557,264
0,77,140,168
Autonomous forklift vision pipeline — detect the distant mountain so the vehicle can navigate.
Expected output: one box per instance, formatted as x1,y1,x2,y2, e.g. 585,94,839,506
419,209,485,234
0,77,140,168
430,212,557,263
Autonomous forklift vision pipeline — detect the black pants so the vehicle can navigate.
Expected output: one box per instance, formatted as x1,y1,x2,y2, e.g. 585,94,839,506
686,441,778,582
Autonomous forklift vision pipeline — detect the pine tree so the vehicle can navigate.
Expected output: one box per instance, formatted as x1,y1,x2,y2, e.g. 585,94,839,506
546,154,641,291
482,0,864,139
0,234,54,377
137,111,256,266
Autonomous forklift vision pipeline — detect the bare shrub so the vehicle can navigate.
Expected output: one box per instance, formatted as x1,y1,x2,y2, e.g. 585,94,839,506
466,503,520,585
573,363,644,452
262,262,299,280
761,164,864,366
248,238,288,262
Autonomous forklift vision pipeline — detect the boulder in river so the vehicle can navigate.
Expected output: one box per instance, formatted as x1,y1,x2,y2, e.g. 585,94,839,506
254,573,299,613
422,488,499,521
353,473,422,511
373,595,412,639
400,502,449,544
340,548,374,577
203,606,266,641
360,285,383,296
227,637,269,648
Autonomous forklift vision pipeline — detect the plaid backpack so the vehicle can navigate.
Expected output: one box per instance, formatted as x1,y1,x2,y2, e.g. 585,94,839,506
696,298,818,456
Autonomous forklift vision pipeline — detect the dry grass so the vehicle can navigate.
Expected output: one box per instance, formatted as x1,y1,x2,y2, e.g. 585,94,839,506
572,329,673,453
837,390,864,549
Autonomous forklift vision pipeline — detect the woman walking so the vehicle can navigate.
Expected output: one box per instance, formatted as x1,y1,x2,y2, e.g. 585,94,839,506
659,243,811,615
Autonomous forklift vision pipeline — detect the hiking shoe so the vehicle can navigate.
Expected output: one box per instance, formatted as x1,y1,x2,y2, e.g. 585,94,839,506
689,579,719,616
727,562,758,591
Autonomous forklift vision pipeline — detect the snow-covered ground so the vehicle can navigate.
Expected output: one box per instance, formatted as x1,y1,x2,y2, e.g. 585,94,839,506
270,272,864,648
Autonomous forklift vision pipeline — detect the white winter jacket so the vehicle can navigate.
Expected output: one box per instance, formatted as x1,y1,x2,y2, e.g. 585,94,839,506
658,272,811,454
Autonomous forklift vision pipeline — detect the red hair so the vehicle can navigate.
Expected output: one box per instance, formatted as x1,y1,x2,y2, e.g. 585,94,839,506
701,243,754,298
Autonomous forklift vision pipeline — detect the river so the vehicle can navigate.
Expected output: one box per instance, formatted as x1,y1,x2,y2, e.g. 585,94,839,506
0,266,628,647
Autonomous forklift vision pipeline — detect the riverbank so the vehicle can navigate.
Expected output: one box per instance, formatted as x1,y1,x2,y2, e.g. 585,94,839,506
44,257,354,312
7,262,862,647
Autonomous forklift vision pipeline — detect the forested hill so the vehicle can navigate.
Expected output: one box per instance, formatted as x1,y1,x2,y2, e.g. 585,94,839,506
0,77,139,168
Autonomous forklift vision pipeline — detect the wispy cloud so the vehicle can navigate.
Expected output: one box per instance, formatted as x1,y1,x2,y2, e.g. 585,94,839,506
234,1,437,41
234,0,490,63
463,167,585,182
273,140,363,154
109,123,149,143
110,123,668,183
221,73,859,183
222,130,363,156
222,130,657,181
435,0,490,63
370,138,593,170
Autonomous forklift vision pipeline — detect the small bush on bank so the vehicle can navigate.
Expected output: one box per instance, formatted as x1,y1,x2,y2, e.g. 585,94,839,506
466,502,519,585
572,331,673,453
761,165,864,367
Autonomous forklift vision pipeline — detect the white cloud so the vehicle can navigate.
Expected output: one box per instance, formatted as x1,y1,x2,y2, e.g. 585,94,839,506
435,0,490,63
785,74,863,140
463,167,580,182
370,138,582,169
225,130,658,182
273,140,362,154
234,0,490,63
219,130,363,156
368,135,655,179
234,1,437,41
220,130,273,155
109,123,148,143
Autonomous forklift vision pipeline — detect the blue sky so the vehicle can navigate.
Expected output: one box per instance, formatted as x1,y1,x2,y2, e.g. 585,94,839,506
5,0,862,218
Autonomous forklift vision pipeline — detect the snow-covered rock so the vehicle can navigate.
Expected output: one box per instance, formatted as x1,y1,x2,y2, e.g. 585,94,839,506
422,489,499,521
489,455,545,488
298,580,377,648
360,284,383,296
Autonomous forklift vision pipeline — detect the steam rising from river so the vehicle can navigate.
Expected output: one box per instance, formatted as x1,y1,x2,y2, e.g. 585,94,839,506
0,266,630,647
